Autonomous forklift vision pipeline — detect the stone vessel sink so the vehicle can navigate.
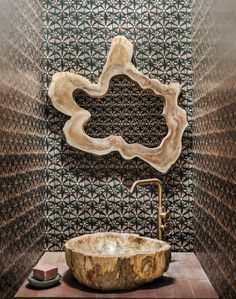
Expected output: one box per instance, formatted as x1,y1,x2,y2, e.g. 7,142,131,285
65,232,171,290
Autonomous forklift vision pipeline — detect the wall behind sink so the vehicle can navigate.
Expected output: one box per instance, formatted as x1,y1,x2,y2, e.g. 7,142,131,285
43,0,193,251
0,1,45,298
192,0,236,298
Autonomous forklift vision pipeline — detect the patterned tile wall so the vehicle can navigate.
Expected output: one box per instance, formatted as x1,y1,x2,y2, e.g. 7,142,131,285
0,1,45,298
43,0,193,251
192,0,236,298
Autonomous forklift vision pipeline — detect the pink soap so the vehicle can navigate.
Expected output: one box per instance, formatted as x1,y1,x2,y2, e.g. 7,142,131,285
33,265,58,281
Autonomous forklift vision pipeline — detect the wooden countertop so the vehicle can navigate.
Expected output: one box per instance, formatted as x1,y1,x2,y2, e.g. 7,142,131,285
15,252,218,299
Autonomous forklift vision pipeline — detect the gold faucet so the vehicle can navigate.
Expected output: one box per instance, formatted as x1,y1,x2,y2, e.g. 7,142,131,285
130,178,171,240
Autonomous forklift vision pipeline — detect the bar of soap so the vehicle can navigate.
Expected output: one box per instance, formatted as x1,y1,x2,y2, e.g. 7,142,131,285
33,265,58,281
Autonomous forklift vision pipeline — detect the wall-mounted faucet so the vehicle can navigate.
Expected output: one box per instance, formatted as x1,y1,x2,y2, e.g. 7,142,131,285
130,178,172,240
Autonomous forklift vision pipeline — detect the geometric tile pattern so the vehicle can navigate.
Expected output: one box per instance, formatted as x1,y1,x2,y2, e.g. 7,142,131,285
43,0,193,251
0,1,45,298
192,0,236,298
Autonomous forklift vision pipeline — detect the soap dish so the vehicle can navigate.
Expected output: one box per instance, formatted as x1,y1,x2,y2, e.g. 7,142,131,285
27,274,62,289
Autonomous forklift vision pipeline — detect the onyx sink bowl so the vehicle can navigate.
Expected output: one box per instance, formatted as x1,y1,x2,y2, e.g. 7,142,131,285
65,232,171,290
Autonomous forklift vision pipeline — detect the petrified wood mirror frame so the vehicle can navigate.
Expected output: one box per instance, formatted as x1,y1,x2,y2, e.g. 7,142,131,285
48,36,188,173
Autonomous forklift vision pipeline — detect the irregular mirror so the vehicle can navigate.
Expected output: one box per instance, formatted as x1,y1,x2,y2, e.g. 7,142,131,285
48,36,188,173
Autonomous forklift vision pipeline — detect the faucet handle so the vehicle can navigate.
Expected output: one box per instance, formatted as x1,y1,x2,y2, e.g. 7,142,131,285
160,211,171,221
160,212,172,236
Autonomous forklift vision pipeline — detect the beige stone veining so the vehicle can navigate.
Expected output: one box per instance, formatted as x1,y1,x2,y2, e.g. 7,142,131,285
49,36,188,172
65,232,171,290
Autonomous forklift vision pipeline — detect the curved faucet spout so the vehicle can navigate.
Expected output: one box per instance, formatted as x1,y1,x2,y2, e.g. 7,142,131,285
130,178,162,198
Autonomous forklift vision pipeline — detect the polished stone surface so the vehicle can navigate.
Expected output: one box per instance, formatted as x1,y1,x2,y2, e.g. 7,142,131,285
65,232,171,290
15,252,218,298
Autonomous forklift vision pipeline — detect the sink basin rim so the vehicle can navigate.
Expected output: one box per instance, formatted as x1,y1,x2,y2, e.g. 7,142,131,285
64,232,171,258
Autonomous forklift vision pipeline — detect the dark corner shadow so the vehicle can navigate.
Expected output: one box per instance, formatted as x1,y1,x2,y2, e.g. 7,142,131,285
63,269,176,294
170,259,178,263
25,281,61,290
